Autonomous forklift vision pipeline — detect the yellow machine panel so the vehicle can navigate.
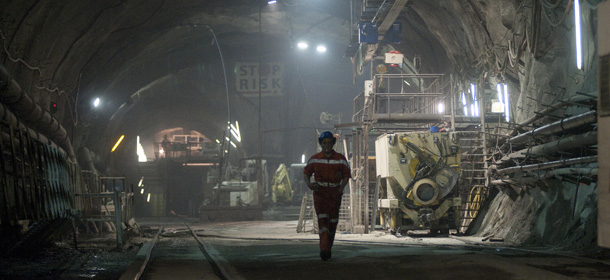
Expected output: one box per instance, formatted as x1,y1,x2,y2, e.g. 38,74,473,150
376,131,461,235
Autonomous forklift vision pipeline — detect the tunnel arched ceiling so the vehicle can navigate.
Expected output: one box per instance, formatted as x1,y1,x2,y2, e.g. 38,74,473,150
1,0,592,168
0,1,355,161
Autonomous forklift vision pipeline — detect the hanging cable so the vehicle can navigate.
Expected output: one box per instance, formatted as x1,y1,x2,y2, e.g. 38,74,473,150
200,25,232,189
540,0,574,28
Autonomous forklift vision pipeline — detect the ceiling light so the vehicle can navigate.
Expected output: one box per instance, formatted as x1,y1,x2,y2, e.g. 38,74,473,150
93,97,100,107
316,45,327,53
268,0,277,4
297,41,308,49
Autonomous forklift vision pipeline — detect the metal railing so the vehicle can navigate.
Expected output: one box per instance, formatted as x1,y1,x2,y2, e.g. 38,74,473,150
75,176,134,249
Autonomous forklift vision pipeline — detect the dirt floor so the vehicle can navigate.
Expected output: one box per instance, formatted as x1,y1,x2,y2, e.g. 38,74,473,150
0,230,149,279
1,218,610,279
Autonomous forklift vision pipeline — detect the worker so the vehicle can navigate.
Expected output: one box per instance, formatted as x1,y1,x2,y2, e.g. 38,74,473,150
161,134,171,158
440,121,452,132
303,131,351,261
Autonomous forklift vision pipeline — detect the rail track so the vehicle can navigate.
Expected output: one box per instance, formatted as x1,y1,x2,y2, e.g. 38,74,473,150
120,222,232,280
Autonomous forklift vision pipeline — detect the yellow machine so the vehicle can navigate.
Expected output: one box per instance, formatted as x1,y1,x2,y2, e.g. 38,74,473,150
375,131,461,235
271,164,293,204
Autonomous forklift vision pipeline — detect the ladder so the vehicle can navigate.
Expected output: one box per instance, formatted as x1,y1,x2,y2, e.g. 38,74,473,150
296,194,317,233
457,130,489,233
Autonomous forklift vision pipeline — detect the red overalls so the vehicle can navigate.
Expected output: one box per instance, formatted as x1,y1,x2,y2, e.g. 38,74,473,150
304,150,351,257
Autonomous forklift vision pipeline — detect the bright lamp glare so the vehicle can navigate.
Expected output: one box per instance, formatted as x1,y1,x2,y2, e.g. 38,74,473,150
461,92,468,116
470,84,479,117
437,103,445,114
575,0,582,70
297,42,308,49
229,121,241,142
225,137,237,148
111,135,125,152
316,45,327,53
496,84,503,103
301,154,306,164
137,135,147,162
268,0,277,4
93,97,100,107
504,84,510,122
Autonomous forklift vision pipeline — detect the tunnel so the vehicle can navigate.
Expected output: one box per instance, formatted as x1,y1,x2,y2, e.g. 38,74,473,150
1,0,609,279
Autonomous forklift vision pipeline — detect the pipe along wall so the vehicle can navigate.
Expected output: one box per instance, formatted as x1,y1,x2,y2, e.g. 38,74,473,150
0,65,80,255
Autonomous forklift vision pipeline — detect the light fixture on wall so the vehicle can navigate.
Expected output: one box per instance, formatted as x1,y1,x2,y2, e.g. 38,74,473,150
470,84,479,117
136,135,147,162
111,135,125,152
503,83,510,122
461,92,468,116
229,121,241,142
225,137,237,148
575,0,583,70
437,102,445,114
495,83,511,122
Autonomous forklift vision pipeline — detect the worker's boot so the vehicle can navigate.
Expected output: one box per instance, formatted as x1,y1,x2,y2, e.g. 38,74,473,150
320,250,331,261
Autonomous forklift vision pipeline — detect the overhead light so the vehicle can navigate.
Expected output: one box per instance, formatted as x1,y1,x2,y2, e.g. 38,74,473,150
301,154,306,164
93,97,100,107
147,193,151,203
297,41,308,50
268,0,277,4
316,45,327,53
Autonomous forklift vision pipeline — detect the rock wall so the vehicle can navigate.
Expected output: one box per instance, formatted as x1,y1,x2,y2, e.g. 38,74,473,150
475,175,598,250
